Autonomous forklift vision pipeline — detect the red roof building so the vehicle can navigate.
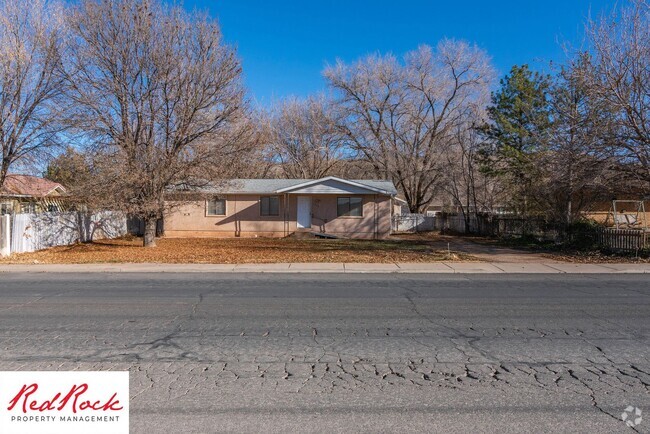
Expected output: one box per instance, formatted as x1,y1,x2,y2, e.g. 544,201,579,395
0,175,67,214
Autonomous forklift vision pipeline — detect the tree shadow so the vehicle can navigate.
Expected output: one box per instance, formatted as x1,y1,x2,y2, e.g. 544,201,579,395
27,211,127,251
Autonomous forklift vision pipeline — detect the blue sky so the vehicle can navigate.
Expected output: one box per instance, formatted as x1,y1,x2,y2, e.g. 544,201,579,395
185,1,615,106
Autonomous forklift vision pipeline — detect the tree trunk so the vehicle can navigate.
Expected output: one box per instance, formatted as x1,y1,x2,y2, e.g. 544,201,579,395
0,165,9,191
143,218,157,248
464,184,471,234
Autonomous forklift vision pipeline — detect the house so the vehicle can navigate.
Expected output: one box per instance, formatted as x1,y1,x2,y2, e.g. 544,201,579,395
0,175,67,215
165,177,398,239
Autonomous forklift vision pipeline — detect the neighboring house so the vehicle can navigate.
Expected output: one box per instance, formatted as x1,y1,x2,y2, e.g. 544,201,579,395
165,177,398,239
0,175,67,215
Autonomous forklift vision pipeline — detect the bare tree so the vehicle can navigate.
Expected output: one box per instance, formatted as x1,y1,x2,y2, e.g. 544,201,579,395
443,106,508,232
535,58,612,226
264,95,346,179
65,0,250,247
583,0,650,188
0,0,66,187
325,41,494,213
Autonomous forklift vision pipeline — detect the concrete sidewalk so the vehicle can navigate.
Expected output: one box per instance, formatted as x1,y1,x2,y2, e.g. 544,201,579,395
0,262,648,273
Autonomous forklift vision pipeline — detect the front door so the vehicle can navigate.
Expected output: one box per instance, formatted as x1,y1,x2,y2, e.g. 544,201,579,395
296,196,311,229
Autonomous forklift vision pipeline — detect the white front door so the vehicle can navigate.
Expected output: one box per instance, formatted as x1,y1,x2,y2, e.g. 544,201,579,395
296,196,311,229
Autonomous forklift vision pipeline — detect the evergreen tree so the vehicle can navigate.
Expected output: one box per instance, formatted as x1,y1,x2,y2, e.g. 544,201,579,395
479,65,552,216
45,147,92,189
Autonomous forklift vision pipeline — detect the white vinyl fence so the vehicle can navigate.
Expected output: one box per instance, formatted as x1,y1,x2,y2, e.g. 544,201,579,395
7,211,127,254
393,213,479,233
391,214,436,233
0,215,9,256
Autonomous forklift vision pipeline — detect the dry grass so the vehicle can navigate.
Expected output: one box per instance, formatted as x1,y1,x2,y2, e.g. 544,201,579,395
0,236,477,264
540,251,650,264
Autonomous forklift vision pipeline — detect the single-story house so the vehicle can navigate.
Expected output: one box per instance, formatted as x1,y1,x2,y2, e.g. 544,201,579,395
0,175,67,215
165,177,399,239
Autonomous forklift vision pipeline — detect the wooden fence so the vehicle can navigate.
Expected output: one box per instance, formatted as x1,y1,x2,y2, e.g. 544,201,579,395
391,212,649,252
595,228,649,252
392,213,560,240
440,214,558,239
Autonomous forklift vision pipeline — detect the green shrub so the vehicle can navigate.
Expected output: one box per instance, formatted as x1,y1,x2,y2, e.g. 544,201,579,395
566,221,601,251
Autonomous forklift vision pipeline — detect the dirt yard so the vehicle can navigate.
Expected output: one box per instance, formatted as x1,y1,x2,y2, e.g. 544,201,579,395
395,233,649,263
393,233,564,263
0,236,478,264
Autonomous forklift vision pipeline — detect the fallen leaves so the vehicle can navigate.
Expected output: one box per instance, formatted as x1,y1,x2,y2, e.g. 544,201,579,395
0,236,477,264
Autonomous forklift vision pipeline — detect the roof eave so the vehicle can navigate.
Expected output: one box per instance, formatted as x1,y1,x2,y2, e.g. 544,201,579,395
275,176,394,195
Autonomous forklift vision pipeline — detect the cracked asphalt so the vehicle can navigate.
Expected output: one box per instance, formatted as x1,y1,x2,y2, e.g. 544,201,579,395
0,273,648,433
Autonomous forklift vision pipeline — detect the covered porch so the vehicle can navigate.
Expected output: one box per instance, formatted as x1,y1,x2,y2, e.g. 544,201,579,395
276,178,396,239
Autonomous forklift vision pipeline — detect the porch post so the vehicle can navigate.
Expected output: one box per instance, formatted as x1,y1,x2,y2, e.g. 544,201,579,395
0,214,10,256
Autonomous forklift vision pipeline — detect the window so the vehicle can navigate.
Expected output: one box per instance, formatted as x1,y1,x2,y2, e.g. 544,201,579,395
0,202,12,215
260,196,280,216
337,197,363,217
21,202,36,214
207,198,226,216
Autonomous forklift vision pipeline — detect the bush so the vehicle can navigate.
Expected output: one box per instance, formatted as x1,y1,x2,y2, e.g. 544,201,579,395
566,221,601,251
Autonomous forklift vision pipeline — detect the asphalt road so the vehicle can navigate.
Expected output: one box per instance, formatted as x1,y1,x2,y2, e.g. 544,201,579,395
0,273,648,433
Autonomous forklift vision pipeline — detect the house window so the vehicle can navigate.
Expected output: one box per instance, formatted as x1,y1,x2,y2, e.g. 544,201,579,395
20,202,37,214
260,196,280,216
0,202,12,215
207,198,226,216
337,197,363,217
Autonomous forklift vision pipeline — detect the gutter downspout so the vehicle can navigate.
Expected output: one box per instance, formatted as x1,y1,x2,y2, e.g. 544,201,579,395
374,194,378,240
284,193,289,237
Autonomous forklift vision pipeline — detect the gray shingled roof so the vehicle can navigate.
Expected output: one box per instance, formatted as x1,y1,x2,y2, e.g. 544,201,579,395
191,178,397,195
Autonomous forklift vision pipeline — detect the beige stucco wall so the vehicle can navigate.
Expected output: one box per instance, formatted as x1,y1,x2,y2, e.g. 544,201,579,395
164,194,392,239
586,210,650,228
583,200,649,228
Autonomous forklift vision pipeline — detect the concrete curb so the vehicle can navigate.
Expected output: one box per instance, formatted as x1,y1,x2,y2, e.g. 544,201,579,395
0,262,648,274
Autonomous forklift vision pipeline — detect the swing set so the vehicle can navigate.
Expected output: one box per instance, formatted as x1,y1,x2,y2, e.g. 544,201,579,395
606,200,648,230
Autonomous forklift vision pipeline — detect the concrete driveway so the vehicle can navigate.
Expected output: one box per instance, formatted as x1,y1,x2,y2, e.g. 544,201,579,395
443,236,563,263
391,234,568,263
